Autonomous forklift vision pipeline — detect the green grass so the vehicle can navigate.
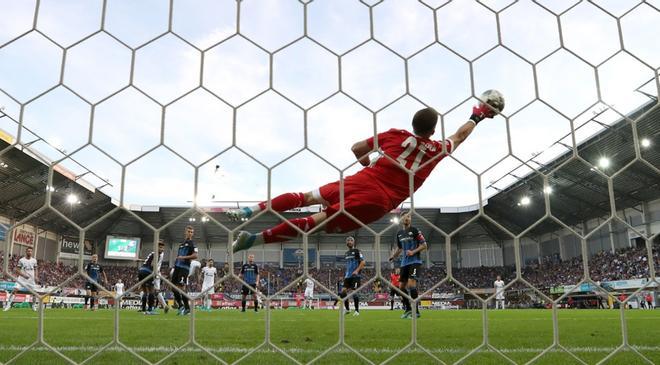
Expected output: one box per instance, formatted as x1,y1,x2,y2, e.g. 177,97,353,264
0,308,658,364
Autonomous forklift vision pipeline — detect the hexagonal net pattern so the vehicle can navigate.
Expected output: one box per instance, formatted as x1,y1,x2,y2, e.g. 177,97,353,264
0,1,659,365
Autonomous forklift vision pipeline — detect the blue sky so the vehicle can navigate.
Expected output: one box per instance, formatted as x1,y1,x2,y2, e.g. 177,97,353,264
0,0,658,208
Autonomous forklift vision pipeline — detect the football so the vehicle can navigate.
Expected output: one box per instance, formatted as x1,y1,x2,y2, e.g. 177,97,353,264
479,89,505,113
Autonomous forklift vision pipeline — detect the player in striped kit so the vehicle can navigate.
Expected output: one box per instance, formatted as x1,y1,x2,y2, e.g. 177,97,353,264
138,241,166,314
339,236,365,316
84,254,107,311
172,226,198,315
239,255,259,313
389,212,427,319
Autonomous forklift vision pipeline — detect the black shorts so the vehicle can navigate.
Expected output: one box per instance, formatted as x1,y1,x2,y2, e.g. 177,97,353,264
390,287,400,297
138,270,154,287
400,264,422,283
171,267,188,286
85,282,97,291
241,284,256,295
343,277,360,290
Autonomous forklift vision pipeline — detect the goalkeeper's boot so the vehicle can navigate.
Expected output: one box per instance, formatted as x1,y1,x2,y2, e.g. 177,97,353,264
225,207,253,221
232,231,257,253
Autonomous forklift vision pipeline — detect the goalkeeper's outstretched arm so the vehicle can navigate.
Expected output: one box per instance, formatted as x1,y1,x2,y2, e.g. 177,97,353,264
448,103,499,151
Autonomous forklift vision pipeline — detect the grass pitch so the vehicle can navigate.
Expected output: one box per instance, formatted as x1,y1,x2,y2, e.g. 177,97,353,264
0,308,658,364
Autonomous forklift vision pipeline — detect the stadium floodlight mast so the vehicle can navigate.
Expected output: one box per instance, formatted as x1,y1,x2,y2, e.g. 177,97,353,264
640,138,651,148
518,196,531,206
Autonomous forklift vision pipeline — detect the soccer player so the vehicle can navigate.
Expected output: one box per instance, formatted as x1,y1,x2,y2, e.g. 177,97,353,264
3,247,39,312
303,277,315,309
114,279,124,309
389,268,401,311
138,241,165,314
228,101,502,252
239,254,259,312
494,275,505,310
201,259,217,311
153,240,170,314
84,254,107,311
340,236,365,316
389,212,427,319
171,226,198,315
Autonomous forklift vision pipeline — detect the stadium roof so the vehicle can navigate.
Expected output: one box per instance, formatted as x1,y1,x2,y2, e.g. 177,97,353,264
0,102,658,248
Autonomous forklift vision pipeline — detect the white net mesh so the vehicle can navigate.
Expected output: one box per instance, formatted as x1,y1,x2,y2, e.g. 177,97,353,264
0,0,659,364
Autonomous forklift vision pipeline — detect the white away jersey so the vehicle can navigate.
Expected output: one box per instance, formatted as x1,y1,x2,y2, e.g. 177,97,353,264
115,282,124,296
202,266,217,287
304,278,314,291
494,280,505,297
18,257,38,282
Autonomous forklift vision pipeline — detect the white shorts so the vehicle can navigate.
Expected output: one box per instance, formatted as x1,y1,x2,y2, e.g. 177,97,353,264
154,278,161,291
16,278,37,292
202,284,215,294
496,294,505,300
304,289,314,299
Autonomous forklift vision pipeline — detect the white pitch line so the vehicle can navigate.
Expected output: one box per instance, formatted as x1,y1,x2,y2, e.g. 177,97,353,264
1,345,659,354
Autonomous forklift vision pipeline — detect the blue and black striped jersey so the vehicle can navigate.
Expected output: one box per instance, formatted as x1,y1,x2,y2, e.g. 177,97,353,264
85,262,103,282
241,263,259,284
344,248,364,279
140,252,155,273
396,227,426,267
175,239,198,270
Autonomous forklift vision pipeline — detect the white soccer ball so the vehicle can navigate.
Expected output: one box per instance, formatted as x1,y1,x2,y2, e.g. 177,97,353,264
478,89,505,113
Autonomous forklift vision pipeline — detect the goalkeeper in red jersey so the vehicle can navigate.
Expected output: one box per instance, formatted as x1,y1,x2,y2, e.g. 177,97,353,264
229,95,503,252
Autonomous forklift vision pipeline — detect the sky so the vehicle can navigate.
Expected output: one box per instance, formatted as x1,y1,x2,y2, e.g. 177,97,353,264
0,0,658,209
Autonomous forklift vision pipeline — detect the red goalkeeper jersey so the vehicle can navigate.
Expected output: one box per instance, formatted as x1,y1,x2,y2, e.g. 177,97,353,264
364,128,452,206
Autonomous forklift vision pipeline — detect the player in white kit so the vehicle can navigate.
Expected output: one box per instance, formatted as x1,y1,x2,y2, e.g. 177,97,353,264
494,275,505,310
303,277,315,310
114,279,124,308
152,240,170,313
4,247,39,312
201,259,217,311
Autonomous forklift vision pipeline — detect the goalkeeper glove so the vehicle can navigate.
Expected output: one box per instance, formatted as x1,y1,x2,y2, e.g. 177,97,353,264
470,103,497,124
